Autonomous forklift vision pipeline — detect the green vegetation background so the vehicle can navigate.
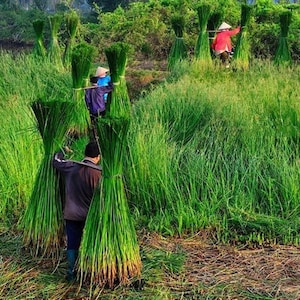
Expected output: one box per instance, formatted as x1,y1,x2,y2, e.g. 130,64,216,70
1,0,300,62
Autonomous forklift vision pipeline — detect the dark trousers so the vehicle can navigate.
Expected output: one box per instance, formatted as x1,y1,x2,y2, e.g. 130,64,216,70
65,219,85,251
220,51,230,65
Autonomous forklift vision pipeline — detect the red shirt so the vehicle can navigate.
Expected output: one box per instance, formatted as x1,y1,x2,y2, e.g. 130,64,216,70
211,27,240,53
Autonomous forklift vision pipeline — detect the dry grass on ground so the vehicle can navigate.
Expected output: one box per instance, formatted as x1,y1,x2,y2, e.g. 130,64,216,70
1,231,300,299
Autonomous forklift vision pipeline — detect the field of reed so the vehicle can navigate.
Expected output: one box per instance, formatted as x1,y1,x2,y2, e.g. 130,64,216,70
1,51,300,298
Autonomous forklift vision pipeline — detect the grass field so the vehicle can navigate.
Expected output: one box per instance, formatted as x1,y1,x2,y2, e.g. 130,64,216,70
1,51,300,298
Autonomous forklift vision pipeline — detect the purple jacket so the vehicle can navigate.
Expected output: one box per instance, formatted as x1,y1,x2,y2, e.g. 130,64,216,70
53,153,101,221
85,83,113,116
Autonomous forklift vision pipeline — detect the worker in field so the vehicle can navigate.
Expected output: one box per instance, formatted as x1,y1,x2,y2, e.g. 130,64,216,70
85,75,113,140
211,22,240,67
95,66,111,103
52,141,101,282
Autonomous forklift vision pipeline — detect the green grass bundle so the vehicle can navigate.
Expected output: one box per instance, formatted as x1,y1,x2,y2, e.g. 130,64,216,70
233,4,253,70
194,4,211,63
48,14,63,68
105,42,131,118
20,99,73,259
63,10,80,68
32,19,46,58
71,42,95,134
168,14,188,70
274,11,292,66
79,42,141,288
79,117,142,288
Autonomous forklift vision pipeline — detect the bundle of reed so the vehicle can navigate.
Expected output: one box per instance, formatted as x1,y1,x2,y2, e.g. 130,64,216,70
274,10,292,66
48,14,63,69
194,4,212,63
63,10,80,68
105,42,131,118
20,99,73,260
71,42,95,135
79,43,141,288
233,4,253,70
32,19,46,58
168,14,188,70
79,117,142,288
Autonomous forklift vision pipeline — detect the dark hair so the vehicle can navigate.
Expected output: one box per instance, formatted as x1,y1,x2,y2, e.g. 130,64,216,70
90,76,99,84
85,141,100,158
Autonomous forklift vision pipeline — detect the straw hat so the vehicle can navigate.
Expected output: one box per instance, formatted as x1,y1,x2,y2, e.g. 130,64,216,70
95,66,109,78
218,22,232,31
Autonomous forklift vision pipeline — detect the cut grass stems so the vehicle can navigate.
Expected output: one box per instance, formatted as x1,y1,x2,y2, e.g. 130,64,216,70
20,99,73,260
232,4,252,70
32,19,46,58
168,14,188,71
194,4,212,64
274,10,292,66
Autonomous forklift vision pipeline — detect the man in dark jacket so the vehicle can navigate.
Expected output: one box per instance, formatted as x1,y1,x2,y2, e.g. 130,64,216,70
53,141,101,281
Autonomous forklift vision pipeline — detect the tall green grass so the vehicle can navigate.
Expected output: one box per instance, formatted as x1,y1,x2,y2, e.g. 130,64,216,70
126,59,300,243
1,51,300,246
0,52,71,227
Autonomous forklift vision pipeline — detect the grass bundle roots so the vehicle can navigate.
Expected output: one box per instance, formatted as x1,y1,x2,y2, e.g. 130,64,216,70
274,10,292,66
168,14,188,70
194,4,211,63
233,4,252,70
20,99,73,260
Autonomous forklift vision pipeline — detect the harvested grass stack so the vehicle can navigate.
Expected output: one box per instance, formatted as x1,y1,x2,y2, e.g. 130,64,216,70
79,43,141,288
71,42,95,134
63,10,79,68
105,42,131,118
20,99,73,260
233,4,252,70
168,14,188,70
274,10,292,66
48,14,63,68
32,19,46,58
194,4,211,63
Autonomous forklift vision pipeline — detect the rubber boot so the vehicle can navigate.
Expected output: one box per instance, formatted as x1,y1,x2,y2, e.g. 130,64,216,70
66,249,78,282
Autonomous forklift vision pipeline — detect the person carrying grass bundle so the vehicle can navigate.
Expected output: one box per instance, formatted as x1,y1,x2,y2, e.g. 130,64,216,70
211,22,240,67
52,141,102,282
85,76,114,140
